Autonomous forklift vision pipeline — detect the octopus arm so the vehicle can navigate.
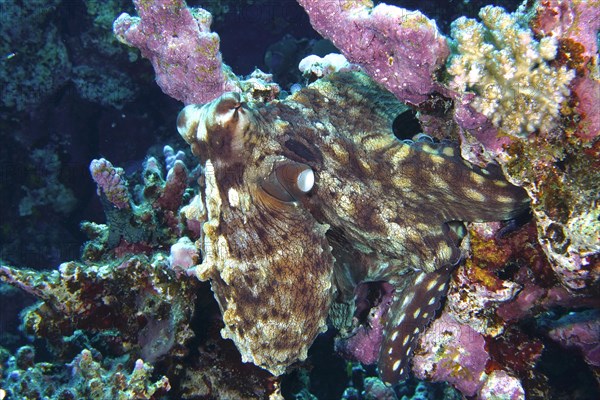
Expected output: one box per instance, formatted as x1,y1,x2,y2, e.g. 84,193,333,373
212,192,335,376
394,141,530,223
378,266,453,385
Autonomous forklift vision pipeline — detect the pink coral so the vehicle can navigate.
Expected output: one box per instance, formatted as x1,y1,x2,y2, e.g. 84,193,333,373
297,0,449,105
571,76,600,141
412,313,489,396
113,0,239,104
89,158,131,209
169,237,198,273
157,160,189,211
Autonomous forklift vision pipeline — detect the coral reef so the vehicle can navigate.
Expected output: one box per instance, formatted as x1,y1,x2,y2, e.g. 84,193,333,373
72,64,137,108
412,313,490,397
297,0,449,105
1,0,599,399
1,346,171,399
90,158,132,210
1,147,281,398
0,0,70,111
113,0,240,104
18,147,77,217
442,2,600,300
448,5,575,137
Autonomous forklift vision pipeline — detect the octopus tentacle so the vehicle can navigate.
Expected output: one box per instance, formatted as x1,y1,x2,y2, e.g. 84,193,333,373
378,266,453,384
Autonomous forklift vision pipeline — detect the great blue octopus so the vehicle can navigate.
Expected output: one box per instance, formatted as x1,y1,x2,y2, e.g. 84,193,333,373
177,71,529,385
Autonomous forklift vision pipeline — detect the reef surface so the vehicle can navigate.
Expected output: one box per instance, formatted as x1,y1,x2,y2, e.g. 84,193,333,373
0,1,598,399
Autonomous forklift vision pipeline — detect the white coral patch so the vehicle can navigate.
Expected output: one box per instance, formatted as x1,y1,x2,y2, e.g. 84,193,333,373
448,6,575,136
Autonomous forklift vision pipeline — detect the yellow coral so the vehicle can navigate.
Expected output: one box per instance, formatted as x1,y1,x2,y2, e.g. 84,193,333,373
448,5,575,136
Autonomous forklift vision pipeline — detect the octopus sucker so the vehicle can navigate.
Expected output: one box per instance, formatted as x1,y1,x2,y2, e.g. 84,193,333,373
178,71,529,380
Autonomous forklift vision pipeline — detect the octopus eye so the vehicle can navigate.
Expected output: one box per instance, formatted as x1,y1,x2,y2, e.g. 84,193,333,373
296,168,315,192
260,161,315,203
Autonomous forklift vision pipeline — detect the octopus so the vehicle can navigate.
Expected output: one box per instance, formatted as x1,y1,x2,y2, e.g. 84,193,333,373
176,71,529,385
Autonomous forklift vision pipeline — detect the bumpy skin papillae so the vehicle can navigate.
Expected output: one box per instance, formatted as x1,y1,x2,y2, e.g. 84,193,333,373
178,72,529,381
177,93,334,376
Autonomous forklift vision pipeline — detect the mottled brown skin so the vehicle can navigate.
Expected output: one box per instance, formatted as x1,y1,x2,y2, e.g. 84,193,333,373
178,93,334,376
177,72,529,381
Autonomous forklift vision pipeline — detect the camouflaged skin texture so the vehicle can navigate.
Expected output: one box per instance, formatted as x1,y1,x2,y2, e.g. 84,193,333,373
177,71,529,381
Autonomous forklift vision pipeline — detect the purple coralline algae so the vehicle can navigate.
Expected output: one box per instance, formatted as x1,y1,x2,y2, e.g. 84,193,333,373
297,0,449,105
540,309,600,368
336,283,395,366
90,158,131,210
478,370,525,400
412,313,490,397
113,0,240,104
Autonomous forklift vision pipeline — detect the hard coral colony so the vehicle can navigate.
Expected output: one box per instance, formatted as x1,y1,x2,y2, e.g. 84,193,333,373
0,1,598,400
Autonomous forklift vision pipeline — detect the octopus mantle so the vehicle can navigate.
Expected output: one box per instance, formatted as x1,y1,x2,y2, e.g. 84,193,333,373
177,72,528,383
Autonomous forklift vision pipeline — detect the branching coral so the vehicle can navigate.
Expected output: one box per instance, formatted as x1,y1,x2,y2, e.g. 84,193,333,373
447,5,576,137
90,158,131,210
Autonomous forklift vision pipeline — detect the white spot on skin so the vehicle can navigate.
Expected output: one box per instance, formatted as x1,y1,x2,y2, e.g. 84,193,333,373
413,308,421,318
393,360,401,371
396,313,406,324
228,188,240,208
388,347,393,355
391,331,399,341
422,312,429,319
438,282,447,292
426,280,438,291
401,293,414,307
465,188,487,202
403,335,410,346
428,297,436,305
471,173,487,185
442,146,455,157
497,194,516,203
196,117,209,142
413,273,425,285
